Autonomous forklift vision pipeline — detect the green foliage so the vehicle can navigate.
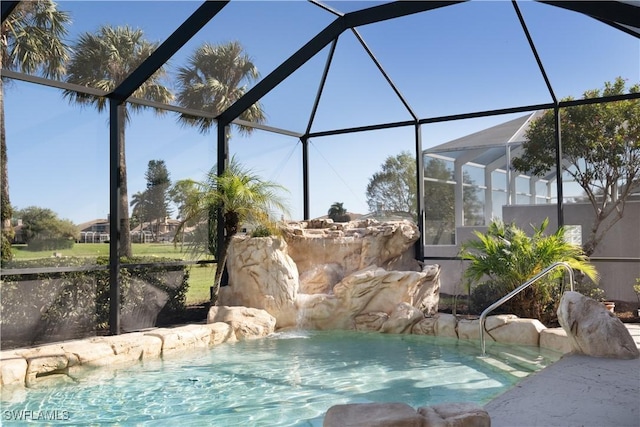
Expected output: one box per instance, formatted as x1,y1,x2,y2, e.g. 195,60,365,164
328,202,350,222
1,0,71,77
513,77,640,255
251,225,273,237
633,278,640,303
175,41,265,136
366,151,417,219
1,231,13,261
461,219,598,324
16,206,79,249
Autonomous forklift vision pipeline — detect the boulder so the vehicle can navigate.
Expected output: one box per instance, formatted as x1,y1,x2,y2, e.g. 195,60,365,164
540,328,572,354
486,318,546,347
96,332,163,361
354,312,389,331
435,313,458,338
220,236,299,328
323,402,426,427
412,317,437,335
285,219,421,278
417,402,490,427
207,306,276,340
323,402,490,427
0,351,27,386
380,303,425,334
557,291,639,359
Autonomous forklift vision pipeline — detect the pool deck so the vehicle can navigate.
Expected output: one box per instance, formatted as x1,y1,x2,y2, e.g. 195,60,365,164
485,324,640,427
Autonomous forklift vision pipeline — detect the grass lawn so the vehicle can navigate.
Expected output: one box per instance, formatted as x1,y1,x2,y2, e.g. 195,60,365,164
9,243,216,306
11,243,210,260
186,264,216,305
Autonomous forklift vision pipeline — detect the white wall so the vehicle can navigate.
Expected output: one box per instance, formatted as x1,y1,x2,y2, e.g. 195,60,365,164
425,201,640,302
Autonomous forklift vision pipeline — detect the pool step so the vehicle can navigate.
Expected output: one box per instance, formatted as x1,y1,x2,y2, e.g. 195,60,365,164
477,355,530,378
477,344,560,378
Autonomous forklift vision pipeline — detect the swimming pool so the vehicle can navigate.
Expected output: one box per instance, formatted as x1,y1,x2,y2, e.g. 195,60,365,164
0,331,559,426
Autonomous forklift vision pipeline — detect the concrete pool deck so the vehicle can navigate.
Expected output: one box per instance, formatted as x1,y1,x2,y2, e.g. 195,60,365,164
485,324,640,427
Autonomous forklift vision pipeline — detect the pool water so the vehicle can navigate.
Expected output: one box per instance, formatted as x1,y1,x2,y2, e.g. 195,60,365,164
0,331,558,426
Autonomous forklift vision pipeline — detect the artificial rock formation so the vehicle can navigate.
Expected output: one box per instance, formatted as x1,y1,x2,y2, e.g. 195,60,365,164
323,402,490,427
219,219,441,331
557,291,639,359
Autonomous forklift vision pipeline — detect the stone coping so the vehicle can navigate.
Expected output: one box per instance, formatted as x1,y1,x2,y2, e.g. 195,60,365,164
0,313,571,390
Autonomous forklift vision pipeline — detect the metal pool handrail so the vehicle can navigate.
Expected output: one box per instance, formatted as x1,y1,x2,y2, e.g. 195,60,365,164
479,261,574,356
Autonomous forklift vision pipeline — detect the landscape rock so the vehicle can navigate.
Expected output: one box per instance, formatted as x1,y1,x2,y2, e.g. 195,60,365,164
95,332,163,361
435,313,458,338
323,402,427,427
557,291,639,359
380,303,425,334
418,402,491,427
220,220,440,331
412,317,437,336
144,325,210,353
0,351,27,386
540,328,572,354
323,402,490,427
354,312,389,331
207,306,276,340
206,322,238,345
486,318,546,347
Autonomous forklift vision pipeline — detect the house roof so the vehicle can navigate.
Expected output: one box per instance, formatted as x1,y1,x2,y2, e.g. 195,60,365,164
422,111,556,177
77,219,109,232
425,111,543,154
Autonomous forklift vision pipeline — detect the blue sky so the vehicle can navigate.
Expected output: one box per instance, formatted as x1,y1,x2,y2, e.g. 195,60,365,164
4,1,639,224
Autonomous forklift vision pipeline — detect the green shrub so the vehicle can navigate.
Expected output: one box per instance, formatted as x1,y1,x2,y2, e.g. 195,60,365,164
460,218,598,324
27,238,74,251
251,225,273,237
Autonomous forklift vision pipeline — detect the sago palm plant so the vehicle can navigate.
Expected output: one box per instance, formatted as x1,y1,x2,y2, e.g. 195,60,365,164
460,218,598,323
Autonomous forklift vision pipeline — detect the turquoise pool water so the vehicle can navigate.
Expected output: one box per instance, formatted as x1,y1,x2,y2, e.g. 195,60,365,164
0,331,557,426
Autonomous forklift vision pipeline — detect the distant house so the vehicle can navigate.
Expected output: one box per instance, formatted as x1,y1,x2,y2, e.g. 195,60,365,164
76,217,182,244
77,218,110,243
131,217,181,243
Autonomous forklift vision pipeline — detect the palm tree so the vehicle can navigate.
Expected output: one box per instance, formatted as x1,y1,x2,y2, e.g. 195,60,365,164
328,202,347,222
63,25,173,257
130,190,149,231
174,41,265,135
1,0,71,261
173,157,288,305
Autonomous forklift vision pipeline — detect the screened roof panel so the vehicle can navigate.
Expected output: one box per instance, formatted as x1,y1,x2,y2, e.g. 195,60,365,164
310,29,415,132
517,1,640,100
354,1,555,119
167,1,334,133
22,1,200,84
